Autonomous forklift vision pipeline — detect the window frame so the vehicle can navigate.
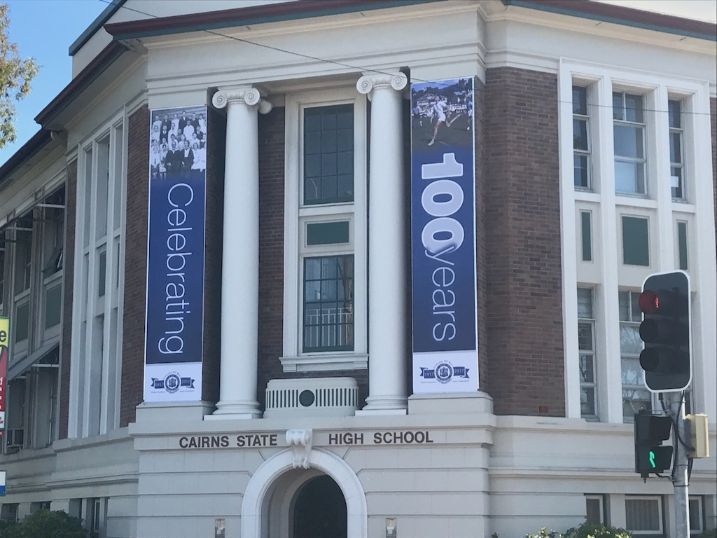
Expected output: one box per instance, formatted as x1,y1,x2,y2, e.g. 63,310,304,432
578,287,598,419
668,98,686,201
613,91,647,196
585,494,607,525
624,495,663,535
282,87,368,373
620,214,650,267
573,85,592,190
69,113,127,439
688,496,704,534
619,290,653,422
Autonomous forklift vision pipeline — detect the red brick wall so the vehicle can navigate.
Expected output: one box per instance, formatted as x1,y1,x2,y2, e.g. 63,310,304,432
120,105,149,427
58,160,77,439
254,107,369,407
483,67,565,417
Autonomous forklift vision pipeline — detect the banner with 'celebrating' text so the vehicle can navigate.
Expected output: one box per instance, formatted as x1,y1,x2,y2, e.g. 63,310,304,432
144,106,208,402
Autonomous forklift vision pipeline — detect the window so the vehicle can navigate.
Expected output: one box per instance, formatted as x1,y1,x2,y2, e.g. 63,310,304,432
677,221,688,271
586,494,606,525
622,216,649,266
578,288,597,419
580,210,592,262
0,237,6,314
303,255,354,352
620,291,652,422
625,496,662,534
613,92,646,195
0,504,18,523
283,89,367,372
30,501,51,513
573,86,591,189
304,104,354,205
669,99,685,200
689,496,704,534
70,118,125,438
2,187,65,452
87,497,105,538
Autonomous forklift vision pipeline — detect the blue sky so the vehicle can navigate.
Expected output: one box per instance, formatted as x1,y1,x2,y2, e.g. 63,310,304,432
0,0,106,166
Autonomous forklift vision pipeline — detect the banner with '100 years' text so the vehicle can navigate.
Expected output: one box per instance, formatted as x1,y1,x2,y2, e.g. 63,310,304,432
410,78,479,393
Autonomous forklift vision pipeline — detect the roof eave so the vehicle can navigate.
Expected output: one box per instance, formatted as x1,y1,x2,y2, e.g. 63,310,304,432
502,0,717,42
105,0,441,41
35,41,129,128
69,0,126,56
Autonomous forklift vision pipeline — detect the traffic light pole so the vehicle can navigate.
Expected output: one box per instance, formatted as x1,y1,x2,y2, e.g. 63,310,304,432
667,392,690,536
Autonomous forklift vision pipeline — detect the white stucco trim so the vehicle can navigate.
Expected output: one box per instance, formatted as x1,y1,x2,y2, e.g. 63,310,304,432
241,447,367,538
558,59,717,425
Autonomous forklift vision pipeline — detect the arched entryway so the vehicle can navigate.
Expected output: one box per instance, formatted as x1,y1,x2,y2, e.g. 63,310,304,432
241,448,367,538
292,475,347,538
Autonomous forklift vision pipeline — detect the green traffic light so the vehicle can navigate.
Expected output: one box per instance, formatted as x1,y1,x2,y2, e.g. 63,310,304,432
649,450,656,468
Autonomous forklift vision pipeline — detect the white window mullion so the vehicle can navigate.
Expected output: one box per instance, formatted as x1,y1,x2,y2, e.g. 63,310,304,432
83,143,101,438
649,87,674,271
99,128,119,435
558,62,581,419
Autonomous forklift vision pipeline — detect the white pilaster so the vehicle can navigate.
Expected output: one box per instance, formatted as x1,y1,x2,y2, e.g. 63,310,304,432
209,86,272,419
594,75,624,424
356,72,409,414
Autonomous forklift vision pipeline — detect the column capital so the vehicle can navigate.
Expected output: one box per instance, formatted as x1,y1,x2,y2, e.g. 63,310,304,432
212,86,273,114
356,72,408,96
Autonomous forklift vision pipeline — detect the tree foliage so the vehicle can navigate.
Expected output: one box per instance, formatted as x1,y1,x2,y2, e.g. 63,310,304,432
0,3,37,148
0,510,86,538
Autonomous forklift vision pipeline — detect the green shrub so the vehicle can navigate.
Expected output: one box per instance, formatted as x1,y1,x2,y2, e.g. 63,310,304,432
696,530,717,538
525,522,633,538
564,522,632,538
526,529,561,538
0,510,86,538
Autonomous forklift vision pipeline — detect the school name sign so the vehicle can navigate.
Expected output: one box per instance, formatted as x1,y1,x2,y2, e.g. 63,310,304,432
410,77,478,394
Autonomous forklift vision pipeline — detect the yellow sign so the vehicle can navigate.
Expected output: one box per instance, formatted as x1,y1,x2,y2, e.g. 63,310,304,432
0,317,8,347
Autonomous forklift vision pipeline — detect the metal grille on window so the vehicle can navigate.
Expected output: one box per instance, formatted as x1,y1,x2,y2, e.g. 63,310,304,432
625,497,661,532
619,291,651,422
578,288,597,418
303,255,354,352
613,92,646,195
303,105,354,205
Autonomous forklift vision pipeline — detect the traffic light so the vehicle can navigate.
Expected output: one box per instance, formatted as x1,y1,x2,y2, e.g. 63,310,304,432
634,412,673,478
638,271,691,392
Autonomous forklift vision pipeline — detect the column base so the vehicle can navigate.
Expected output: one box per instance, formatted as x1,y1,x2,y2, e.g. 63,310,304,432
356,396,407,416
208,400,262,419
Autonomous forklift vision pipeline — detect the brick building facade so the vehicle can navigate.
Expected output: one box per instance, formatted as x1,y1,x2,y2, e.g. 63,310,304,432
0,1,715,537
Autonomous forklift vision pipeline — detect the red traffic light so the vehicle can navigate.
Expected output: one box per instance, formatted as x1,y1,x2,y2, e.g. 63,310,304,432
639,290,660,314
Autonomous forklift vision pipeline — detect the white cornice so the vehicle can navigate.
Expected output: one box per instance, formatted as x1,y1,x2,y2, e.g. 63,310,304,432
486,5,716,57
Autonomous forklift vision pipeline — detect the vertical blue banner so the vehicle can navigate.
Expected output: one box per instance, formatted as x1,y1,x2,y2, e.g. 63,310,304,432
410,78,478,393
144,106,208,402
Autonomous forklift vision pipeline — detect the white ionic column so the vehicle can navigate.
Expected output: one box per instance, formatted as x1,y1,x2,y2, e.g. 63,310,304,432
356,72,409,414
209,86,272,419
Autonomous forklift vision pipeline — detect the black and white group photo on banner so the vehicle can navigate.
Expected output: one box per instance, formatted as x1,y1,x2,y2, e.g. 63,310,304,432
149,106,207,180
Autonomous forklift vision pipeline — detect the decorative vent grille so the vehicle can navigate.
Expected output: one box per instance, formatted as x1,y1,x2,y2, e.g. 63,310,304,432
264,377,358,417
